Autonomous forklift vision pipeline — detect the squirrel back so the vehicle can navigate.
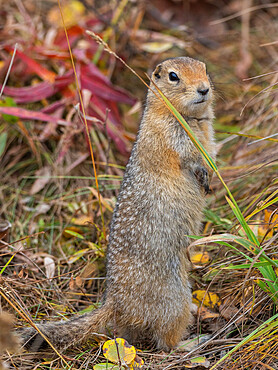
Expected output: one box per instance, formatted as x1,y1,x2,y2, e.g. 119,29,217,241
20,57,216,352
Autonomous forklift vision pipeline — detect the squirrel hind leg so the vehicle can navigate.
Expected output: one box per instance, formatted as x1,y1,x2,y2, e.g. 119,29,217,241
153,314,192,351
117,326,140,345
117,325,153,349
154,329,182,352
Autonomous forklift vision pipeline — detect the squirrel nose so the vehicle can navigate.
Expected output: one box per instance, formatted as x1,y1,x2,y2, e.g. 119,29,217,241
197,88,209,96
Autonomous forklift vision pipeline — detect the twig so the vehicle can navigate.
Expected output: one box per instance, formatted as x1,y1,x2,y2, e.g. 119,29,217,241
248,133,278,145
57,0,106,238
0,43,18,99
210,3,278,25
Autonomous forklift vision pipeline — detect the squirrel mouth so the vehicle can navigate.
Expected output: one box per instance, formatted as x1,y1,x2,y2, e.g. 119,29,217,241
194,98,207,104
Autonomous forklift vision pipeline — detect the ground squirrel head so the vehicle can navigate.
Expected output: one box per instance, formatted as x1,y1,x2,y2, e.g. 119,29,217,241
149,57,213,118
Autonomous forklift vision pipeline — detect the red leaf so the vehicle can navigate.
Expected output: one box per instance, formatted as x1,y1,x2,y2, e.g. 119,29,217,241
81,64,136,105
2,82,56,103
90,95,121,128
41,100,66,114
34,46,70,60
89,97,129,155
0,106,69,125
1,72,74,103
82,64,111,84
81,73,135,105
54,25,84,49
5,47,56,83
54,71,75,88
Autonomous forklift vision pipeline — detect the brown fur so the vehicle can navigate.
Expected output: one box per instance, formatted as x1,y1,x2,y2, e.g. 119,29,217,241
0,312,19,370
19,57,216,352
0,312,19,353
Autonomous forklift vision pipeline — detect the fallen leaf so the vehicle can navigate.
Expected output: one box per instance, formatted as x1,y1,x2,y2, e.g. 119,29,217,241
18,269,24,279
198,306,219,320
47,0,85,27
88,187,114,213
75,275,83,288
186,356,210,368
30,167,51,195
44,256,55,279
0,219,11,241
129,354,144,368
219,302,239,320
191,252,210,265
103,338,136,365
34,204,51,215
192,290,220,308
140,41,172,53
257,209,278,241
71,215,94,226
69,275,75,290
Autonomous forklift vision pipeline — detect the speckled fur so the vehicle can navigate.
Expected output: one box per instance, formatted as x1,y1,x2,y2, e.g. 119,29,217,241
19,57,216,352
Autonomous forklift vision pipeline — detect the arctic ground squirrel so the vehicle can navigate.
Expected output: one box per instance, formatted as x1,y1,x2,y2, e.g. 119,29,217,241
20,57,216,351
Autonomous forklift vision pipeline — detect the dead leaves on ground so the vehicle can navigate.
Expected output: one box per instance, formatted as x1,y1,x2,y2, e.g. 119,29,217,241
94,338,143,369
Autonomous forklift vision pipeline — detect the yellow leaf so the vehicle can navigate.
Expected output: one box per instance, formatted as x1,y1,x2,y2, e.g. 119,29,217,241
257,209,278,241
191,252,210,265
190,356,208,364
103,338,136,365
47,0,85,27
192,290,220,308
128,355,144,368
71,215,94,226
198,306,219,320
140,41,172,53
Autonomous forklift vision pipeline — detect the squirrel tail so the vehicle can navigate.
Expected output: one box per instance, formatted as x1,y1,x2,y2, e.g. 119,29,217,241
19,303,113,352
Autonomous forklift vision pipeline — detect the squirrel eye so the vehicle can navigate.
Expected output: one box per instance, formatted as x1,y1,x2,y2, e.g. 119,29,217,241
169,72,180,82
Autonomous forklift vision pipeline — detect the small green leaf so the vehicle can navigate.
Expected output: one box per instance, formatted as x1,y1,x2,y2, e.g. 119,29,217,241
0,97,17,123
190,356,207,363
0,132,7,157
64,229,84,239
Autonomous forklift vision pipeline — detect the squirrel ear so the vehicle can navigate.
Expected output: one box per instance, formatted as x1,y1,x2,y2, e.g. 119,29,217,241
153,64,162,79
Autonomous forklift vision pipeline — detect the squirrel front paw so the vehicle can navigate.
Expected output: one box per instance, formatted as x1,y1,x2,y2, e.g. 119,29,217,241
194,165,211,194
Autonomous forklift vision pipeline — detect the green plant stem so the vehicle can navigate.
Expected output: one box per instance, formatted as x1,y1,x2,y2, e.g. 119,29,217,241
93,0,129,64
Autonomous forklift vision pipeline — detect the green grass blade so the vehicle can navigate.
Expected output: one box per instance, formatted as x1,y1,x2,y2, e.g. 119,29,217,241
225,260,278,269
210,314,278,369
225,196,260,247
156,89,217,171
155,86,260,249
0,253,16,275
